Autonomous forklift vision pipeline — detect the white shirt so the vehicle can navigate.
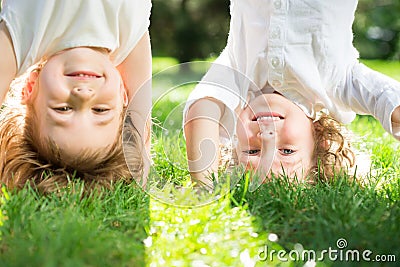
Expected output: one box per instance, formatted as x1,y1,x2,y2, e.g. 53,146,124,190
185,0,400,138
0,0,151,76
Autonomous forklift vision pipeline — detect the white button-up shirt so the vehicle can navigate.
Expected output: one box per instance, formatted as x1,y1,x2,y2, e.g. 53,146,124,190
0,0,151,76
185,0,400,138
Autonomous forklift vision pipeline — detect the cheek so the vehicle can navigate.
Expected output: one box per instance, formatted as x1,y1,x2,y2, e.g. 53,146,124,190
246,159,259,170
40,66,59,88
236,116,253,146
236,123,247,145
101,85,126,106
238,153,260,170
284,116,314,141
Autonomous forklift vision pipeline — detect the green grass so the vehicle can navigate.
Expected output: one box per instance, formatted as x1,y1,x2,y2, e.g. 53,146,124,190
361,60,400,81
146,197,289,267
0,59,399,266
0,183,149,267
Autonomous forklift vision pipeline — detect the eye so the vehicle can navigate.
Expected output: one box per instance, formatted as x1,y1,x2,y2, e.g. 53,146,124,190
92,107,110,113
54,106,72,112
244,149,260,155
280,148,295,155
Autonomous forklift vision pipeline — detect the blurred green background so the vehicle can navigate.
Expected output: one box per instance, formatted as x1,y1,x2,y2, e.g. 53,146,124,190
150,0,400,62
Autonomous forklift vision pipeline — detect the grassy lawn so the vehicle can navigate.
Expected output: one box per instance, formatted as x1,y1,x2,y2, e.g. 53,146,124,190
0,59,399,266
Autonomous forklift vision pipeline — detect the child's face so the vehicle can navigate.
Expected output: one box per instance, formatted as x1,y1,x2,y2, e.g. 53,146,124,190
23,47,128,162
236,93,315,180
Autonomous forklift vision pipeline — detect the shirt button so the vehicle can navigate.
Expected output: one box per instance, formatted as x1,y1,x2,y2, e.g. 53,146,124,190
274,0,282,9
314,102,325,111
271,79,282,87
271,57,281,68
270,27,281,39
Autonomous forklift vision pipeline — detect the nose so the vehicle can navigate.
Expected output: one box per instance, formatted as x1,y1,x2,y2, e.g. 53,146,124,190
72,87,94,101
256,120,277,144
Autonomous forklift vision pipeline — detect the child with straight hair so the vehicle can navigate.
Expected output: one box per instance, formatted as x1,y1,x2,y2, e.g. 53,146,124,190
0,0,152,192
184,0,400,189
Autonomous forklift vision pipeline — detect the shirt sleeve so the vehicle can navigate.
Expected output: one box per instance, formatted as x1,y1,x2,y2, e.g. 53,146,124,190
341,62,400,137
112,0,152,65
183,48,250,137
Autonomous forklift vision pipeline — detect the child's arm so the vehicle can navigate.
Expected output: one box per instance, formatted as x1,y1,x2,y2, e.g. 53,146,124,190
184,97,225,189
0,21,17,105
117,31,152,175
342,62,400,141
184,43,242,189
391,106,400,140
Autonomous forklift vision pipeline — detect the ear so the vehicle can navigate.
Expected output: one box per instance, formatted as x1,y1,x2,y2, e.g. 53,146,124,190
120,82,129,107
21,71,39,104
123,89,129,107
320,139,331,151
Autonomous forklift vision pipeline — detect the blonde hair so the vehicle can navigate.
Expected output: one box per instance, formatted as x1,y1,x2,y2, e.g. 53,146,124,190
0,65,144,193
0,105,144,193
310,114,356,182
226,113,359,183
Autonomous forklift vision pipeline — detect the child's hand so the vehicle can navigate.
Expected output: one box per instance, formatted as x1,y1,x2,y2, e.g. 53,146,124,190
391,106,400,141
249,120,276,192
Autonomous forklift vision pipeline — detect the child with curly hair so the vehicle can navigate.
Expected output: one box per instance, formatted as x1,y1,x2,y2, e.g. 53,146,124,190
184,0,400,189
0,0,152,192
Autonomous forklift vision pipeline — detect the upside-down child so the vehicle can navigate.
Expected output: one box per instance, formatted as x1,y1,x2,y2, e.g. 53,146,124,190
184,0,400,189
0,0,152,192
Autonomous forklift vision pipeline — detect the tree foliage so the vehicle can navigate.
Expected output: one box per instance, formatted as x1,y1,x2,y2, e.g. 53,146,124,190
150,0,230,62
353,0,400,60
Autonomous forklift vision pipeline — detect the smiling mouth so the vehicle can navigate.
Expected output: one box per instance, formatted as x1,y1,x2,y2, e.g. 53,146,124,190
252,112,284,121
66,71,103,79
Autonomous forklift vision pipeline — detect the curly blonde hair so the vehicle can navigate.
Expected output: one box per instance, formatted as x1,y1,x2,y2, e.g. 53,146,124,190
0,66,145,193
310,114,356,182
225,113,358,183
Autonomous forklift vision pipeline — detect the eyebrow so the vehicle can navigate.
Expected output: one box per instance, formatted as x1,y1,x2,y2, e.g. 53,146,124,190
47,109,69,126
274,154,307,174
95,115,115,126
47,109,116,127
